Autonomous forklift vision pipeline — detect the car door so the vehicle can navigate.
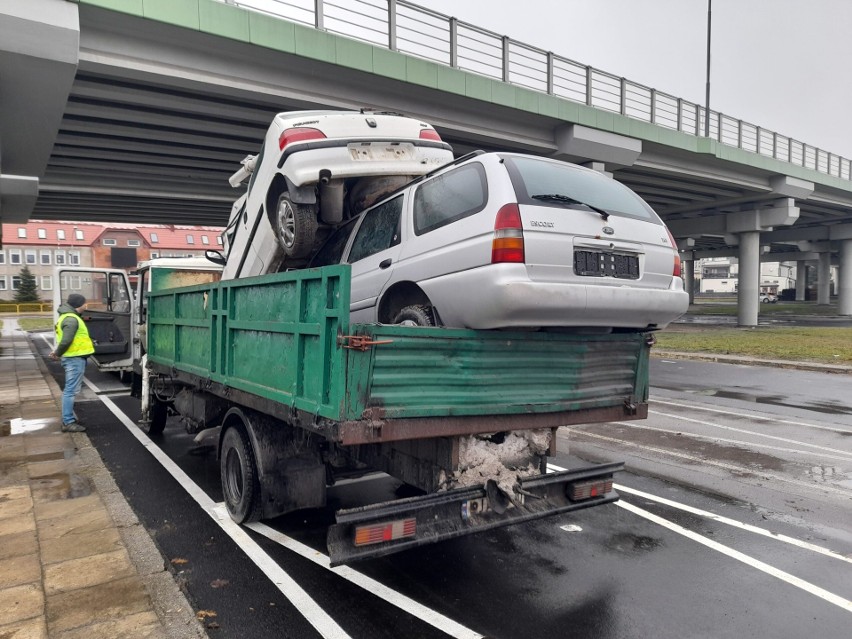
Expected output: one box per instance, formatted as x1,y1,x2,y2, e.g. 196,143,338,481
343,194,405,320
54,267,134,372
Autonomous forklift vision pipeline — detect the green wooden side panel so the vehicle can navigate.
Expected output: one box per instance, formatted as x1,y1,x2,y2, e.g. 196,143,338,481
148,266,351,419
343,326,649,420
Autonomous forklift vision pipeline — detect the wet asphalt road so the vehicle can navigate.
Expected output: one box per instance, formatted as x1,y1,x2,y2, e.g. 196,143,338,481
35,337,852,639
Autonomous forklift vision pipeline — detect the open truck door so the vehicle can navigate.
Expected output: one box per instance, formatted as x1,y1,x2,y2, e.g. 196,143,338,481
53,267,134,373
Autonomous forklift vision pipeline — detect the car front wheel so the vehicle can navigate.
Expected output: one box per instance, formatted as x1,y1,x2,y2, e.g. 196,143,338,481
275,193,317,260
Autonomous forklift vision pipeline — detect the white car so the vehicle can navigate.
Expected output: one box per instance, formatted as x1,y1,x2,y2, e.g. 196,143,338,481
221,110,454,279
308,151,689,330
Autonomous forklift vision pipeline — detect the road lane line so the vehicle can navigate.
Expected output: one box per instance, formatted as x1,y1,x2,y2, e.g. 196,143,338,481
556,430,852,497
648,409,852,458
79,375,353,639
651,398,852,435
608,420,852,463
616,501,852,613
247,521,484,639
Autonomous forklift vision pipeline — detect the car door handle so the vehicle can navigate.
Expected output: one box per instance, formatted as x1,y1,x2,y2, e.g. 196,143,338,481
379,258,392,269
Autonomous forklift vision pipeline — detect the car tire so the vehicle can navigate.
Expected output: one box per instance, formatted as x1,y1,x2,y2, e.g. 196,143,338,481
761,298,769,303
392,304,436,327
275,193,317,260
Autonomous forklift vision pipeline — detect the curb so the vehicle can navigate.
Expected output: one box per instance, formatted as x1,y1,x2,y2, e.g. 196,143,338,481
652,349,852,375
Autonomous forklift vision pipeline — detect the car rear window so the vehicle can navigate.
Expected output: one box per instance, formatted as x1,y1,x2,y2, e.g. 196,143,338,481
503,155,659,222
413,163,487,235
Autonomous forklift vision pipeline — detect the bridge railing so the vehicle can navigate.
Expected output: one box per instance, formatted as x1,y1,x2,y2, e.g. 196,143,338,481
226,0,851,182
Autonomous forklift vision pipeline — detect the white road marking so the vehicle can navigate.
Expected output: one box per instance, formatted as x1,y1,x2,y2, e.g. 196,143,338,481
617,501,852,613
651,398,852,435
648,409,852,458
80,375,353,639
606,420,852,463
564,429,852,497
67,358,483,639
247,521,484,639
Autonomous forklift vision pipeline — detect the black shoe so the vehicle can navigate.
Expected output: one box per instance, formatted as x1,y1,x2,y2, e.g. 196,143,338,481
61,422,86,433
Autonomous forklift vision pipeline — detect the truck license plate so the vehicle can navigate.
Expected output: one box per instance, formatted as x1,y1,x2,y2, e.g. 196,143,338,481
349,142,415,161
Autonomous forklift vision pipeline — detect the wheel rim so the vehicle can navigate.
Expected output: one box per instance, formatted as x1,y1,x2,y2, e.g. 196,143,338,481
224,448,244,504
277,199,296,248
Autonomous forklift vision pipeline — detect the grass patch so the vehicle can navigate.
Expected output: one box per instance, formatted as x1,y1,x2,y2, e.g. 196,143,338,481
656,327,852,364
688,302,839,316
18,318,54,331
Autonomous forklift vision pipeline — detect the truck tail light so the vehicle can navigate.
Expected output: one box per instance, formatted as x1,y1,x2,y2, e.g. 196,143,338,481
492,203,525,264
419,128,442,141
568,478,613,501
665,227,682,277
354,518,417,547
279,127,327,151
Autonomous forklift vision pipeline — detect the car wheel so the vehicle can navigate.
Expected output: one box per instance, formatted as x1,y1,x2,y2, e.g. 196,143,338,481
761,298,769,303
392,304,436,327
275,193,317,259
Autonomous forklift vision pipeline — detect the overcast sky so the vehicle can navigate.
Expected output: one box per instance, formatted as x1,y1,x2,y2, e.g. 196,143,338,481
416,0,852,159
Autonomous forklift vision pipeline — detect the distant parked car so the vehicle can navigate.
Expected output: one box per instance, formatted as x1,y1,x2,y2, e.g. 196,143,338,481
759,292,778,303
308,151,689,331
221,110,454,279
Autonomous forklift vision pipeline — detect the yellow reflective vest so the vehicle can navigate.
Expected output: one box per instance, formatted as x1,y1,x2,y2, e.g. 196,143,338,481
55,312,95,358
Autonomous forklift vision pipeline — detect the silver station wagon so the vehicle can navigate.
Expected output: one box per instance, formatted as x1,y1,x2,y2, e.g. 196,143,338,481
308,151,689,330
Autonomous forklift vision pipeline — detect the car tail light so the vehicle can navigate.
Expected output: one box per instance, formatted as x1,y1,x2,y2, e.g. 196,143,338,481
353,518,417,547
567,478,613,501
419,128,442,141
492,203,525,263
665,227,682,277
279,127,326,151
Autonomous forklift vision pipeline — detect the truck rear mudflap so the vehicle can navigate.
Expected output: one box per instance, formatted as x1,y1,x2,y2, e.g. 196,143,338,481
326,461,623,566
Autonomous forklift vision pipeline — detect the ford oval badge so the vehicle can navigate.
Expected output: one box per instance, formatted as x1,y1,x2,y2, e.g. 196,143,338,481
602,226,615,235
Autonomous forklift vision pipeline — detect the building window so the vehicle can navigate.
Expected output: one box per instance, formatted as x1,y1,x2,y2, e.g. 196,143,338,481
69,275,81,290
201,235,209,245
25,250,36,265
186,253,193,257
18,228,26,238
41,275,52,290
55,250,66,265
69,251,80,266
150,252,159,259
127,239,141,247
217,236,223,245
40,251,51,265
0,276,6,291
75,229,84,240
11,276,21,290
150,233,159,243
57,229,66,240
186,235,194,244
103,238,117,246
38,228,47,239
0,251,5,264
10,250,22,265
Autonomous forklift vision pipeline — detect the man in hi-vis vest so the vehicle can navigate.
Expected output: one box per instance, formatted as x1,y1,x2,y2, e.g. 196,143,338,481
49,293,95,432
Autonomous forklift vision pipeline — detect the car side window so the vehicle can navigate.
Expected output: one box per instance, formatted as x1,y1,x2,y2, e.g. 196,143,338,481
309,217,359,268
347,195,404,263
413,163,487,235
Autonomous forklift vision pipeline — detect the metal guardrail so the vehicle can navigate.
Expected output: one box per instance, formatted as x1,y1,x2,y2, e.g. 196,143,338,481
225,0,851,181
0,303,53,314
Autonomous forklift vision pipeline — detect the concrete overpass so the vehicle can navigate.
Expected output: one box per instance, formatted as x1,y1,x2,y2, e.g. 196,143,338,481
2,0,851,323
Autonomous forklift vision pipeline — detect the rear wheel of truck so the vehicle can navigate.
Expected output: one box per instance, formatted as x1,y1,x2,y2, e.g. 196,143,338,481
275,193,317,260
221,426,262,523
142,399,168,437
392,304,436,327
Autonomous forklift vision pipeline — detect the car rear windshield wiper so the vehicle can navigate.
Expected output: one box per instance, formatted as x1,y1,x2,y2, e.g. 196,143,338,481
531,194,610,221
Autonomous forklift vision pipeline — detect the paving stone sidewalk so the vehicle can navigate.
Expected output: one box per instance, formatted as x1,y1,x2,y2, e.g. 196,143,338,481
0,318,206,639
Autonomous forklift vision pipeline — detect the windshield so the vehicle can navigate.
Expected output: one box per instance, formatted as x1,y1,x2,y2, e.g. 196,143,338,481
502,155,660,222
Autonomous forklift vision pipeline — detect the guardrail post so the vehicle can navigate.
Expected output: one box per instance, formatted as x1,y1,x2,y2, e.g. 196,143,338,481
737,120,742,149
756,126,762,154
585,66,593,106
619,78,626,115
502,36,510,82
676,98,683,132
650,89,656,124
694,103,701,136
449,17,458,68
546,52,554,95
716,112,722,141
772,132,777,159
315,0,324,30
387,0,397,51
788,139,793,163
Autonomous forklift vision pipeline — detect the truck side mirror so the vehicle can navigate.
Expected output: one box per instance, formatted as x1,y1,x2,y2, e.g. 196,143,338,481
205,250,227,266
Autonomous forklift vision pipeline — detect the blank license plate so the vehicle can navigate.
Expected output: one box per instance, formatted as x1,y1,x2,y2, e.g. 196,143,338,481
574,250,639,279
349,142,415,161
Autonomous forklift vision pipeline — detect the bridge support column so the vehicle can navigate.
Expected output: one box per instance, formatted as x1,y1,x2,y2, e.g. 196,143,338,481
682,258,695,304
839,240,852,316
795,261,807,301
817,252,832,305
736,231,760,326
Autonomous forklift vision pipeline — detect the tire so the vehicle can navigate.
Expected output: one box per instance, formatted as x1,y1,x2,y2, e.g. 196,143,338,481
220,426,262,523
141,400,168,437
274,193,317,260
392,304,436,327
761,298,769,304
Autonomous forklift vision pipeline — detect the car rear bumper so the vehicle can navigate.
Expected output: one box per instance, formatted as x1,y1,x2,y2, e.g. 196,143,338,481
420,264,690,329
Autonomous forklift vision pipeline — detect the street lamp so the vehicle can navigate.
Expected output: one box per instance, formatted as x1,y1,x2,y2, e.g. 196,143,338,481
704,0,712,137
